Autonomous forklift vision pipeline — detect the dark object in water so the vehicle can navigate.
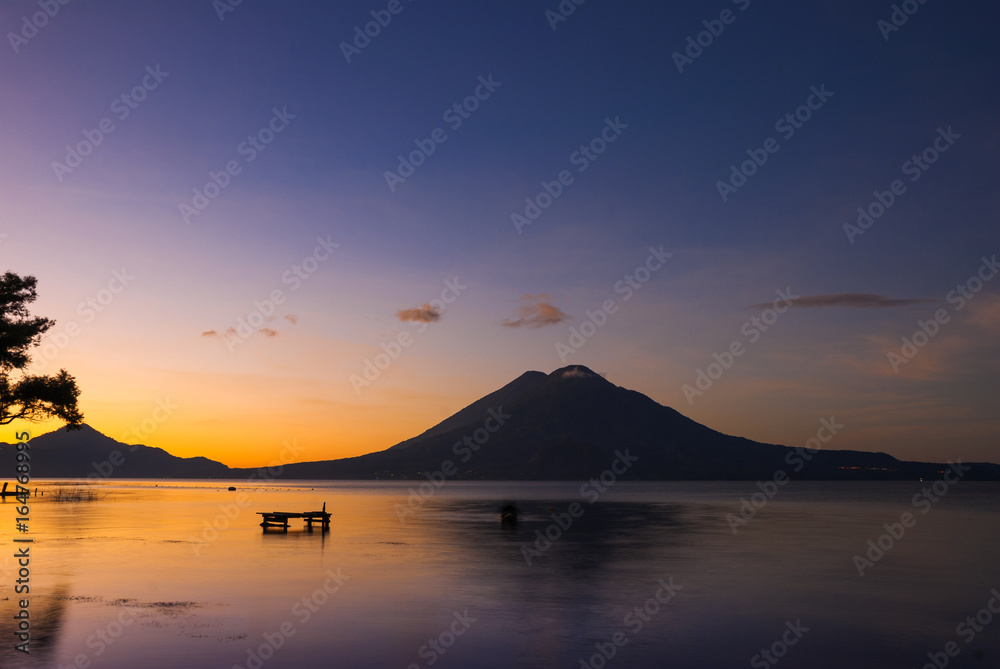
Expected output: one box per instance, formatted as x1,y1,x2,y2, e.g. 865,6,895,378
228,486,236,491
0,482,37,497
258,502,330,531
500,504,518,525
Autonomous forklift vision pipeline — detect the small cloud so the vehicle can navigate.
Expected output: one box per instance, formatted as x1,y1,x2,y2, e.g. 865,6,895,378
562,368,597,379
397,304,442,323
503,294,569,328
751,293,937,309
284,314,299,325
205,324,290,341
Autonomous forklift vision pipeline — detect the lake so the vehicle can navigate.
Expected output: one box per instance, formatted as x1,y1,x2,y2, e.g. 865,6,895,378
1,480,998,668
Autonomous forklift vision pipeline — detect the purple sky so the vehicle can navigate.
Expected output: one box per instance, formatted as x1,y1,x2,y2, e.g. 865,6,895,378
3,0,998,466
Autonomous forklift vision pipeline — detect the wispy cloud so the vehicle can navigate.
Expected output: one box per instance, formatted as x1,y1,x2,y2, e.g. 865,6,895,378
284,314,299,325
562,368,600,379
397,304,442,323
201,325,283,339
751,293,936,309
503,293,568,328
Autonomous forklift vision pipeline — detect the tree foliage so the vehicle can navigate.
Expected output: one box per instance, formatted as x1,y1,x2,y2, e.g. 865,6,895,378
0,272,83,429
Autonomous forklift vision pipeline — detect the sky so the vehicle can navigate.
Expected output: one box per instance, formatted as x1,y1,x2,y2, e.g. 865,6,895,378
2,0,998,468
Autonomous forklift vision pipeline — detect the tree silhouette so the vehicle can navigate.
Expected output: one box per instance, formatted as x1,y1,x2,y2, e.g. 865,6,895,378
0,272,83,429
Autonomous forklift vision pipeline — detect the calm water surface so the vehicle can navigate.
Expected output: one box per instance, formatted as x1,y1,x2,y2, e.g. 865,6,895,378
1,480,998,668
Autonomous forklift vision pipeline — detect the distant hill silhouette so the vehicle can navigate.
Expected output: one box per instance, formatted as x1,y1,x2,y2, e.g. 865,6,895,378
5,366,998,481
0,424,230,479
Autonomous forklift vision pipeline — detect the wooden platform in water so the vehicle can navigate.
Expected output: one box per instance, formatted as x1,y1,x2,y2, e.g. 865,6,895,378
0,482,37,497
257,502,330,531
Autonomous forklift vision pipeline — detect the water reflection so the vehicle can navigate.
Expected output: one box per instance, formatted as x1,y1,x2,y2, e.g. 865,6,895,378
414,497,693,575
0,583,69,668
0,481,997,668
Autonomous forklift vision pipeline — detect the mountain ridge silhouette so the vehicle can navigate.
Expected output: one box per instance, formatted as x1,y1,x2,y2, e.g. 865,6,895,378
4,365,998,480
